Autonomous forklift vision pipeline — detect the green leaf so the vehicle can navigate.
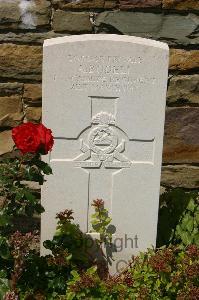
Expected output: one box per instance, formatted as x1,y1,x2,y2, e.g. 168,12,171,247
43,164,53,175
185,218,194,233
180,232,193,246
194,234,199,246
0,211,11,227
181,214,191,230
15,190,24,201
35,160,52,175
34,203,45,214
195,212,199,225
91,212,99,218
24,190,36,202
28,168,44,185
86,266,97,275
0,237,10,259
66,254,72,261
90,220,99,225
70,270,80,280
106,217,112,223
187,199,196,212
66,292,76,300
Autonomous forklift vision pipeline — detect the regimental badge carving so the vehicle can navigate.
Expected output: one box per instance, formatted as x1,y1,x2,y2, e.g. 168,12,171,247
74,112,132,169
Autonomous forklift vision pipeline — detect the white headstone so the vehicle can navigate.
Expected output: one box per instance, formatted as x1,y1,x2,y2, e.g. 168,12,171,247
41,34,169,273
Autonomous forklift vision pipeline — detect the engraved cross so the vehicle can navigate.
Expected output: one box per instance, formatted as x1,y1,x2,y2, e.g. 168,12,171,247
51,96,155,233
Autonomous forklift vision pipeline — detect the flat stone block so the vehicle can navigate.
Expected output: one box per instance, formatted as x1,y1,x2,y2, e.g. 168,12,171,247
0,95,23,127
25,106,42,123
169,49,199,72
163,107,199,163
163,0,199,10
0,130,14,156
119,0,162,9
95,12,199,46
52,0,117,9
161,165,199,189
53,11,93,32
167,75,199,104
23,84,42,106
0,82,23,96
0,44,42,81
0,32,65,45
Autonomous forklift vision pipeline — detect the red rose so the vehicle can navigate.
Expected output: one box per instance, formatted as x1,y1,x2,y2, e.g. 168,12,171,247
12,122,54,155
37,123,54,154
12,123,41,154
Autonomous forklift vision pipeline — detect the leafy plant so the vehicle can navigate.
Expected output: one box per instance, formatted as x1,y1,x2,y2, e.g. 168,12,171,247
44,209,94,271
0,123,54,298
0,155,49,233
157,189,199,247
175,196,199,246
91,199,113,246
17,204,114,298
66,245,199,300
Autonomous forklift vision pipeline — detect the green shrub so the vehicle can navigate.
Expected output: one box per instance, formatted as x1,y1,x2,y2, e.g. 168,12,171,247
157,189,199,247
66,245,199,300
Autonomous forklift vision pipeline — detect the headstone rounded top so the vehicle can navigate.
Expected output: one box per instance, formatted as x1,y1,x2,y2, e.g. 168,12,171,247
44,34,169,50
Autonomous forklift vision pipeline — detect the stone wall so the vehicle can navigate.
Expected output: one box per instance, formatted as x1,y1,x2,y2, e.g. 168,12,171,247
0,0,198,189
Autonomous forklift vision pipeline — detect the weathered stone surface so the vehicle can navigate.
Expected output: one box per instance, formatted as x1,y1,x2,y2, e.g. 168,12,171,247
0,0,51,30
0,130,14,156
0,95,22,117
0,82,23,96
24,107,42,122
0,1,20,29
0,95,23,127
23,84,42,106
42,35,169,273
161,165,199,189
95,12,199,46
52,0,117,9
163,0,199,10
0,32,65,45
104,0,118,8
0,83,24,126
119,0,161,9
0,113,24,127
167,75,199,104
169,49,199,72
0,44,42,81
163,108,199,163
53,11,92,32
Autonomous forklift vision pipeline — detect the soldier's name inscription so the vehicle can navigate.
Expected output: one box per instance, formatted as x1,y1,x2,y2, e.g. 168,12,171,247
64,55,157,91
